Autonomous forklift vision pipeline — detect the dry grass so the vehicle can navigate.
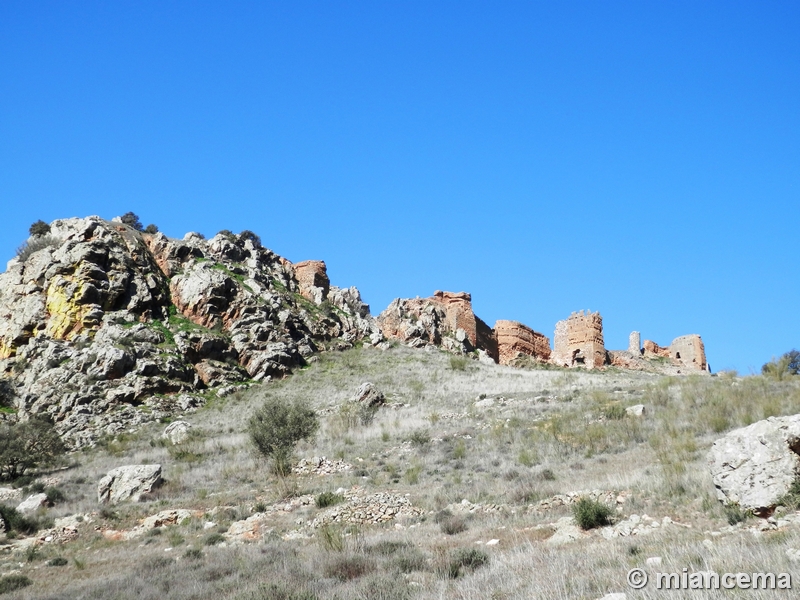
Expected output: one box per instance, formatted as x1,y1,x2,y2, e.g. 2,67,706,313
3,345,800,598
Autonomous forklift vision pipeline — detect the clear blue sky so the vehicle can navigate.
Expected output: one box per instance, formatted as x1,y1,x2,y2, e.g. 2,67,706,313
1,1,798,373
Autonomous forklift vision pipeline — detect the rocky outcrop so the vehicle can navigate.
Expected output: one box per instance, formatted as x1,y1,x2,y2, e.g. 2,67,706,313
293,260,330,305
495,320,551,365
98,464,163,504
708,415,800,516
16,493,48,515
0,217,380,447
163,421,191,445
377,291,497,359
351,382,385,408
552,311,606,369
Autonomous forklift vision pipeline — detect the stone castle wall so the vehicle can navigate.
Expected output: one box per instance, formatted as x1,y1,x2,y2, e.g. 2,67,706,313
552,310,606,369
495,320,551,365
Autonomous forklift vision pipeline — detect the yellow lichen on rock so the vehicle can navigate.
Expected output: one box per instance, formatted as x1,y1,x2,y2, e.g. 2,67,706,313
45,276,96,340
0,338,16,359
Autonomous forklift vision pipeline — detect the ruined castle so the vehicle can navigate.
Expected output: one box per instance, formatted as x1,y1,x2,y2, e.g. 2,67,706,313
376,290,709,374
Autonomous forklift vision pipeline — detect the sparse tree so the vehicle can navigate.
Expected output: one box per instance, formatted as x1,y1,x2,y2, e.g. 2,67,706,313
0,418,65,481
248,397,318,476
144,224,159,234
28,220,51,237
762,351,799,381
120,212,143,231
238,230,262,248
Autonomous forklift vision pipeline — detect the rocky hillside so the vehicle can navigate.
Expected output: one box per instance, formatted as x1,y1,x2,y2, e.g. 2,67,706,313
0,216,380,448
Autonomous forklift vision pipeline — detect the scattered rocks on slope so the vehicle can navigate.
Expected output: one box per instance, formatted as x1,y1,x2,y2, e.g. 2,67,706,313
293,456,352,475
708,414,800,515
97,464,163,504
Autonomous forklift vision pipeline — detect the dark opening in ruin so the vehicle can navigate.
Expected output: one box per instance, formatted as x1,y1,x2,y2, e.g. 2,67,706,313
572,349,585,365
675,352,681,359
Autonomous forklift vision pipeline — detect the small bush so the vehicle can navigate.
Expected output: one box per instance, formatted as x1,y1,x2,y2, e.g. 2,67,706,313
604,404,627,420
408,429,430,447
0,418,65,481
250,583,318,600
538,468,557,481
315,492,344,509
449,355,468,371
120,212,143,231
724,503,752,525
183,548,203,560
0,504,39,535
248,397,318,477
440,516,468,535
394,548,428,573
238,230,261,247
317,524,345,552
778,479,800,510
572,497,613,530
29,220,51,237
0,574,32,594
144,224,159,234
324,554,374,581
446,548,489,578
203,532,226,546
45,486,66,504
15,235,60,262
47,557,69,566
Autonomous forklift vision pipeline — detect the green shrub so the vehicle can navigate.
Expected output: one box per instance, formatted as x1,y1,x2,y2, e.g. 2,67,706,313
0,574,32,594
203,532,226,546
248,397,318,477
45,486,66,504
120,212,143,231
324,554,374,581
0,504,39,535
604,404,627,420
394,548,428,573
408,429,430,447
723,503,752,525
440,515,468,535
238,230,261,247
449,355,469,371
315,492,344,508
29,220,51,237
572,497,613,530
184,548,203,560
446,548,489,578
16,235,60,262
144,224,159,234
0,418,65,481
248,583,318,600
47,557,68,567
778,479,800,510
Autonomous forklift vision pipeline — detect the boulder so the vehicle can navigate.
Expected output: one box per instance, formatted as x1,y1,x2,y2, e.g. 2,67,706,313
163,421,192,445
16,493,48,514
98,464,163,504
708,415,800,515
352,382,385,408
625,404,645,417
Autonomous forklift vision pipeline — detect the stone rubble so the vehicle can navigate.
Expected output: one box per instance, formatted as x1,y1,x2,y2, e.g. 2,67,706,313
293,457,353,476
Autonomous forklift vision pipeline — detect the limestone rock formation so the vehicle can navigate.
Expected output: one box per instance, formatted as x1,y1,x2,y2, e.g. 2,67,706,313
352,382,385,408
16,493,48,515
97,464,163,504
377,291,497,359
293,260,330,305
163,421,192,445
708,415,800,515
552,311,606,369
0,217,379,447
495,320,551,365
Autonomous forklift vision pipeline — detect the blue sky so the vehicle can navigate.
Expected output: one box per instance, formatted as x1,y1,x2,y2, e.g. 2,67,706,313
1,1,798,373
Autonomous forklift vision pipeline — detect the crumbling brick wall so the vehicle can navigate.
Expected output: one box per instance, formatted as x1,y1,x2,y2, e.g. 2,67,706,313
669,334,708,371
552,310,606,368
495,320,551,365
